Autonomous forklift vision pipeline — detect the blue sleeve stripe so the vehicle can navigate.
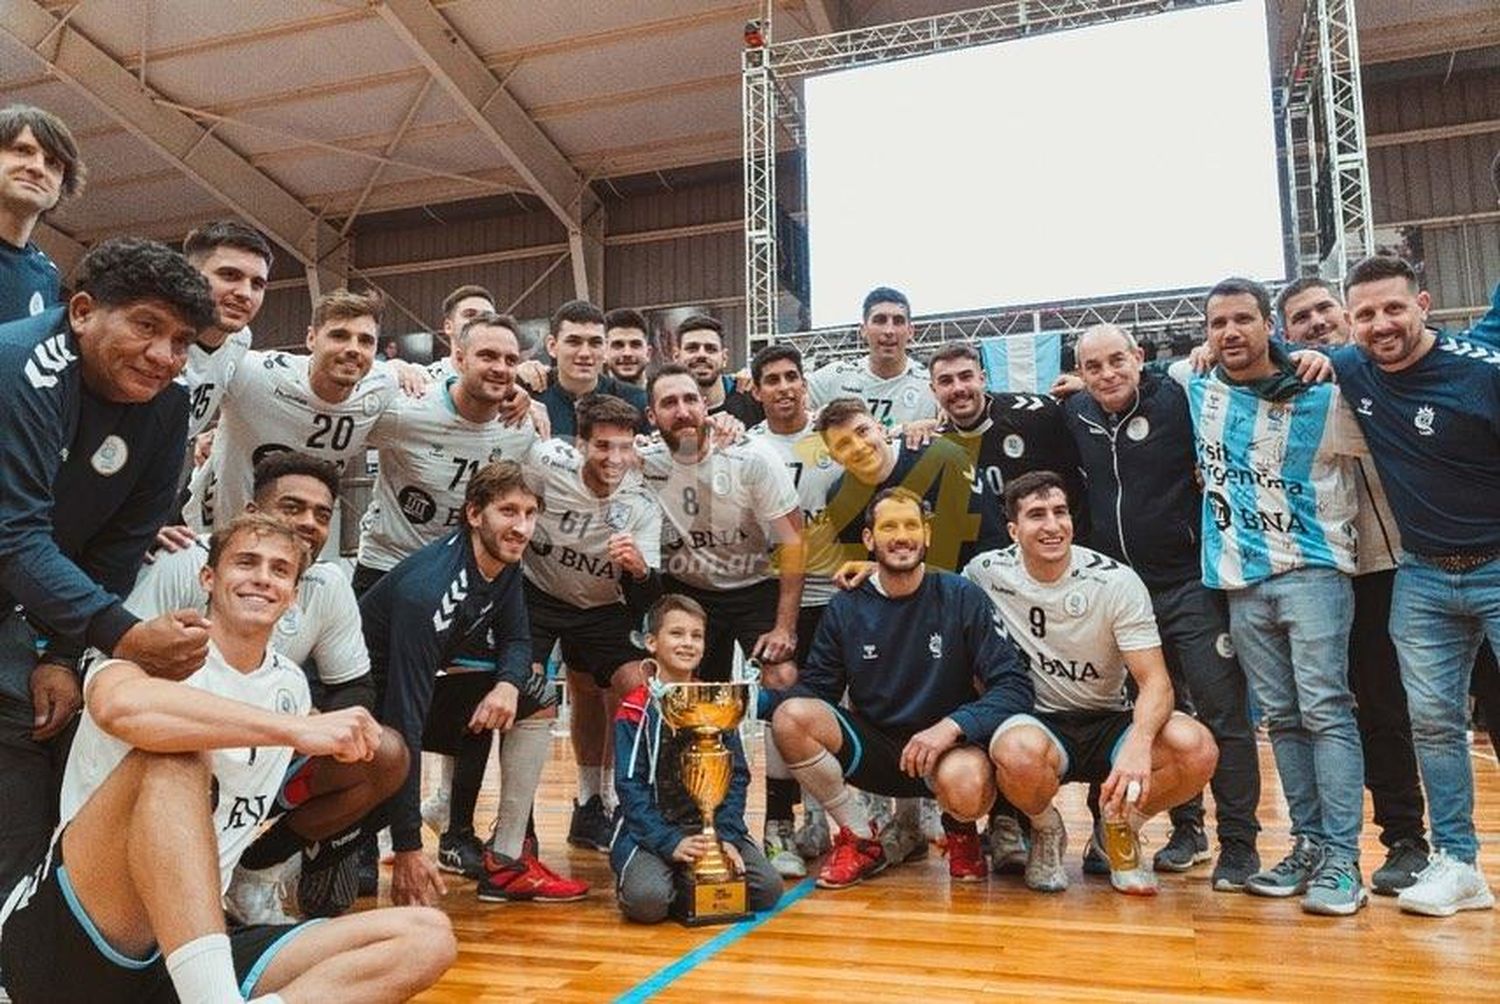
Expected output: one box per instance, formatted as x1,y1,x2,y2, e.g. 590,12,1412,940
1223,390,1272,585
1186,378,1223,588
1284,389,1335,568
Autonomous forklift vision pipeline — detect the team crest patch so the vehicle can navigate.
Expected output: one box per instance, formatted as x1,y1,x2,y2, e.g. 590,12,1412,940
28,291,44,316
605,500,630,530
1215,633,1235,659
901,386,920,410
1002,434,1025,458
274,688,297,715
1413,405,1435,436
928,633,943,659
1063,591,1087,616
815,448,833,469
90,435,128,476
1125,416,1150,441
277,606,302,636
362,395,381,416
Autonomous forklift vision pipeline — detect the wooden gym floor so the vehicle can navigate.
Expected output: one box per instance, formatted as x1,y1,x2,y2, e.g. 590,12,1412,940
392,732,1499,1002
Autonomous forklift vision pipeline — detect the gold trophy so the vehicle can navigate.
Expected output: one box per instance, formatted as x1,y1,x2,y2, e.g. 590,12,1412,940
658,681,752,926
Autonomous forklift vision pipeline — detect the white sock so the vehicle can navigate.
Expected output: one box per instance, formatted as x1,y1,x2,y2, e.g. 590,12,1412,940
601,768,617,811
165,932,243,1004
576,763,602,804
764,736,792,780
1028,804,1063,832
492,720,552,859
788,750,867,833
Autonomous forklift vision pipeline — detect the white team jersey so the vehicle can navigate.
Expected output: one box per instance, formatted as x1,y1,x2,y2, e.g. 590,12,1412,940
181,328,252,440
745,418,843,606
520,439,662,608
357,380,538,571
638,439,799,591
963,544,1160,714
426,356,455,381
126,538,369,685
186,350,398,531
60,644,311,894
806,356,938,426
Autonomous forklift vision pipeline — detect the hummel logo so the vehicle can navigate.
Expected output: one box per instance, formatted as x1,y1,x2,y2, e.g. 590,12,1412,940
432,569,470,631
24,333,75,389
1009,395,1046,411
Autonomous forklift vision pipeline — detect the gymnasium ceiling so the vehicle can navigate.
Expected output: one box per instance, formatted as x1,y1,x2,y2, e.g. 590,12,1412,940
2,0,1497,263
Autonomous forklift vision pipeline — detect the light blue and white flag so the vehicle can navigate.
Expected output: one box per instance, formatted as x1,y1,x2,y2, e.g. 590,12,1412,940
980,333,1062,394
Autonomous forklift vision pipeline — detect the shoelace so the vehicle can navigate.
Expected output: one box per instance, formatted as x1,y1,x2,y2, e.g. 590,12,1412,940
1308,860,1356,891
1271,844,1317,877
1413,851,1457,883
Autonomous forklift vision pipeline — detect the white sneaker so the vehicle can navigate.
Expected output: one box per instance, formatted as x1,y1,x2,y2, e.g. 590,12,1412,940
764,819,807,878
1398,850,1496,917
1025,818,1069,893
224,862,298,925
987,814,1029,875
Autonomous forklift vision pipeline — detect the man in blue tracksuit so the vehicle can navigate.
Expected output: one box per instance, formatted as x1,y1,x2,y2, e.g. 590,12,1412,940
0,237,215,893
0,105,84,323
765,487,1033,889
1064,323,1261,891
1329,255,1500,918
360,460,584,908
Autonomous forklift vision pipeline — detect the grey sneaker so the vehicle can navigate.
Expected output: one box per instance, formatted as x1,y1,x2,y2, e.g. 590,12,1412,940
878,810,928,865
987,813,1028,875
1025,818,1069,893
1245,837,1323,898
794,803,831,859
764,819,807,879
1081,824,1110,877
1211,840,1261,892
1301,856,1368,916
1153,823,1211,872
1371,838,1428,896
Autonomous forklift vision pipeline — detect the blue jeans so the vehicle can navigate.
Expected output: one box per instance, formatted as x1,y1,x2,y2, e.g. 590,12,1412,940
1227,567,1364,859
1390,556,1500,863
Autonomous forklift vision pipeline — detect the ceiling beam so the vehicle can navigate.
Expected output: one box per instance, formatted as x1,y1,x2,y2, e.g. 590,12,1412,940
0,0,349,299
804,0,842,35
373,0,602,300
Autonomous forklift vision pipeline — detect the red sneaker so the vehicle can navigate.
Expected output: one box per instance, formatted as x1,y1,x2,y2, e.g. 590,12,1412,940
477,851,590,903
817,825,887,889
945,824,986,882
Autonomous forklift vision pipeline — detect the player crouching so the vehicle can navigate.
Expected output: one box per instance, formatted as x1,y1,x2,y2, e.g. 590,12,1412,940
0,514,453,1003
968,472,1219,896
611,595,783,922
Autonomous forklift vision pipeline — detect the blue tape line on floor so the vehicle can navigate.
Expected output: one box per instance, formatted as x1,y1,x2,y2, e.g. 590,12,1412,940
614,878,817,1003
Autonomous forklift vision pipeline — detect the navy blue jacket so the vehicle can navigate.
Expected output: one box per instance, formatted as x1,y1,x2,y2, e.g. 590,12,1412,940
536,373,649,441
360,531,532,851
609,684,751,874
765,570,1032,741
1330,337,1500,556
0,238,60,323
0,308,188,658
1063,369,1203,590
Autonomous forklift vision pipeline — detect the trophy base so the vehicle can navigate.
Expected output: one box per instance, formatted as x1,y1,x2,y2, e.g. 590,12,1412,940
670,870,749,927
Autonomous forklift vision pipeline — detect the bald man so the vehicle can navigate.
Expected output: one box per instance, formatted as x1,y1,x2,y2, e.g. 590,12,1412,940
1060,324,1260,891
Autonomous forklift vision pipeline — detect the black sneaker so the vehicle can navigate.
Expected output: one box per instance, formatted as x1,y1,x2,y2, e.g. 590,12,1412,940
438,832,487,879
298,855,358,918
1153,823,1211,872
567,796,614,853
1371,837,1428,896
1211,839,1261,892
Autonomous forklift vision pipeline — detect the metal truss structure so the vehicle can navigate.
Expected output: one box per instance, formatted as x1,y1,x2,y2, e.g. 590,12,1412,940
742,0,1374,362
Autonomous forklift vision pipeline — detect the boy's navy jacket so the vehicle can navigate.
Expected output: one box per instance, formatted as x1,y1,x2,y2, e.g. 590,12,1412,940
609,683,751,875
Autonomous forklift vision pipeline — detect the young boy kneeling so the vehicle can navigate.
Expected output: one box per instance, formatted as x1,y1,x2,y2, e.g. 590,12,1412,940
610,595,784,923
